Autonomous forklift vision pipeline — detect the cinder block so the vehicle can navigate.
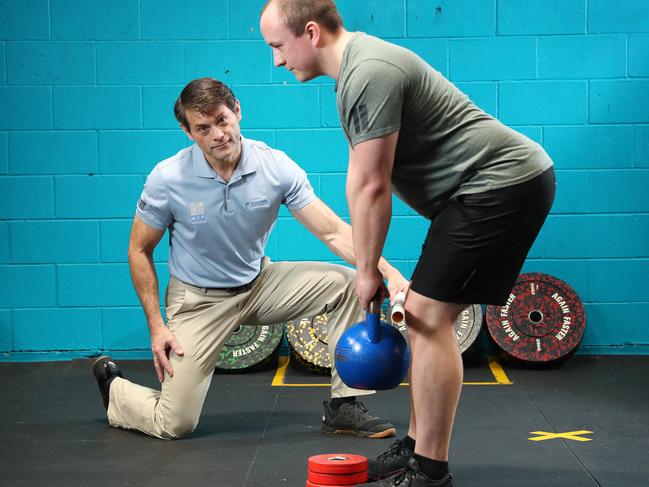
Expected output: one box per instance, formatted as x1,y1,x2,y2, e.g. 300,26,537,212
235,85,319,129
230,0,266,39
275,129,348,173
184,41,271,84
0,0,49,39
13,308,102,351
587,170,649,212
407,0,495,37
53,87,141,129
450,38,536,81
543,125,633,169
0,222,9,263
543,215,649,258
498,0,585,35
58,264,140,306
589,0,649,34
539,35,626,79
0,265,56,308
103,308,151,350
142,85,185,129
320,84,340,128
511,126,543,145
271,64,301,84
0,43,5,84
336,0,406,37
9,131,98,175
51,0,139,40
55,175,144,218
391,194,412,217
0,87,52,130
629,35,649,77
275,218,336,261
590,81,649,124
588,259,649,302
11,221,99,263
391,39,448,77
97,42,184,85
0,132,7,173
520,259,589,302
550,170,589,214
384,217,429,260
0,176,53,219
7,42,95,85
582,303,649,346
100,220,168,263
242,130,275,147
99,130,186,174
320,174,348,216
455,82,497,117
141,0,228,40
500,81,588,125
635,126,649,168
0,310,10,351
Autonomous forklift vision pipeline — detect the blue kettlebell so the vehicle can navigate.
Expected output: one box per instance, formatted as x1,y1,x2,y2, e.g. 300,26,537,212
335,300,410,390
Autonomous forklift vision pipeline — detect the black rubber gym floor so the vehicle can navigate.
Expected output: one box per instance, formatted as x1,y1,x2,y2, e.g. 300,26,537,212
1,355,647,486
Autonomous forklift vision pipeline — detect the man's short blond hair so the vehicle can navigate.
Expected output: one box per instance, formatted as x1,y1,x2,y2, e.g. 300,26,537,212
262,0,343,36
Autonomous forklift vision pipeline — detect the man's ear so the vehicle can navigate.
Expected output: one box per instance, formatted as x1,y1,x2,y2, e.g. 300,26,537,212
180,123,194,141
305,20,321,47
234,100,243,122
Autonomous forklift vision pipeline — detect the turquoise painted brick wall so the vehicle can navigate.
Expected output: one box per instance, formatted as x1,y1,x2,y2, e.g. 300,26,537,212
0,0,648,359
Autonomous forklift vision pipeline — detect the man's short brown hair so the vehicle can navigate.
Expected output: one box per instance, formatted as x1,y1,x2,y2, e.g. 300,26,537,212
263,0,343,36
174,78,237,130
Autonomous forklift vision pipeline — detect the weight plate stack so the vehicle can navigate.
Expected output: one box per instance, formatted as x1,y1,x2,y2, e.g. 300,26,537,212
215,323,284,373
485,273,586,364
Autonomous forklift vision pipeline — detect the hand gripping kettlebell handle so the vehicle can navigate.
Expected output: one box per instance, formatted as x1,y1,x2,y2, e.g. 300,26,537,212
367,299,382,344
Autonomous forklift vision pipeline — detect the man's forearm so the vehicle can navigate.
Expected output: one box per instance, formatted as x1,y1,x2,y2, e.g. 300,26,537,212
128,250,165,332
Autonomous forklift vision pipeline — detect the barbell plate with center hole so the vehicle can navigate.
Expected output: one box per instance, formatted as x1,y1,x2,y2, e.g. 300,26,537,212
215,323,284,372
485,273,586,363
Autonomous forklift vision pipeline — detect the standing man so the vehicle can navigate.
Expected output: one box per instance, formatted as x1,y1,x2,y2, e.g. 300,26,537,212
92,77,409,441
260,2,555,486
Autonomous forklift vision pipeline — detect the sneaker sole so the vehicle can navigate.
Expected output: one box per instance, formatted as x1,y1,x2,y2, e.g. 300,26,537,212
321,426,397,439
367,467,407,481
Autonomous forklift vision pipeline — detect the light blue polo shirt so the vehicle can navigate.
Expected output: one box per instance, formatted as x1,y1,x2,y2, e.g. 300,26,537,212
136,136,315,288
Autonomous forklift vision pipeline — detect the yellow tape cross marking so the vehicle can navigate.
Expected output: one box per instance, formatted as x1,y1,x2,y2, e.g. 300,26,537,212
271,356,513,387
528,430,593,442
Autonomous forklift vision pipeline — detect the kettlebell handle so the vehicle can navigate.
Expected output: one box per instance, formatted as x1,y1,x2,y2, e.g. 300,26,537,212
367,300,382,344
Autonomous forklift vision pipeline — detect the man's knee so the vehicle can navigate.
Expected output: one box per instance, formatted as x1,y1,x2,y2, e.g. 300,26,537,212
405,291,464,336
160,414,199,439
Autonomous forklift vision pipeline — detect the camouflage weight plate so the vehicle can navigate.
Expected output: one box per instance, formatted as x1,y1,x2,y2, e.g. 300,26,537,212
286,310,394,374
485,273,586,363
215,323,284,372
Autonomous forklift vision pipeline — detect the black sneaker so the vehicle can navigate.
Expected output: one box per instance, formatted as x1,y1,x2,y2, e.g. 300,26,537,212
92,356,123,410
360,458,453,486
321,399,396,438
367,437,414,481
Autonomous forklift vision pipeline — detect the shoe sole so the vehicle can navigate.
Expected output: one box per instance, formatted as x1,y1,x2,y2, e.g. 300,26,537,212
367,467,407,482
321,426,397,439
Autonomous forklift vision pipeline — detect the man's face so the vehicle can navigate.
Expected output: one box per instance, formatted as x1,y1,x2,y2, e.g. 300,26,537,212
260,2,319,82
181,103,243,167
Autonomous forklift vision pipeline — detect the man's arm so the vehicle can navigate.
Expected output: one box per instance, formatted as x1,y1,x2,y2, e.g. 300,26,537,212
128,215,183,382
346,131,400,309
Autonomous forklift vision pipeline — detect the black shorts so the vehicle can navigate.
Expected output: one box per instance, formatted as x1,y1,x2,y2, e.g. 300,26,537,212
410,167,556,306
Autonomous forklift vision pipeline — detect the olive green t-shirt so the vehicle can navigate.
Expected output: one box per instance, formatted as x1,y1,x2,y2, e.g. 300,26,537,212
336,33,553,219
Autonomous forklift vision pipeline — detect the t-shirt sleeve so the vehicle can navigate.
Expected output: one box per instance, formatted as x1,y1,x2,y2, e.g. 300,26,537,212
135,167,172,230
277,152,316,211
339,59,406,147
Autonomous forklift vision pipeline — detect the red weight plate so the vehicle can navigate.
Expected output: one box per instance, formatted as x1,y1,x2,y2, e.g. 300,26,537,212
308,454,368,475
306,481,353,487
486,273,586,362
308,469,368,484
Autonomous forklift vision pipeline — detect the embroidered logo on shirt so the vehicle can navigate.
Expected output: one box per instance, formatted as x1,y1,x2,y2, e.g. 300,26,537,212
137,199,147,211
243,198,270,211
189,201,207,224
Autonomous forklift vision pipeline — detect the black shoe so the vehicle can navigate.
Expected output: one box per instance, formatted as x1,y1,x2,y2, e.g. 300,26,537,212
360,458,453,486
367,437,414,481
92,356,123,410
321,399,396,438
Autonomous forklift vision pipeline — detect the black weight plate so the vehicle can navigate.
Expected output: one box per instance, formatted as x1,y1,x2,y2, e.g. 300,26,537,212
287,310,392,374
485,273,586,362
215,323,284,371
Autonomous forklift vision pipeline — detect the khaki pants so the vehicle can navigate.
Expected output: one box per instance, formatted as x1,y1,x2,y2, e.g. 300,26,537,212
107,258,372,439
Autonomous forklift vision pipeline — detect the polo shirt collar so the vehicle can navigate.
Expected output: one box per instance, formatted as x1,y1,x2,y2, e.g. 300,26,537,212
191,136,258,182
